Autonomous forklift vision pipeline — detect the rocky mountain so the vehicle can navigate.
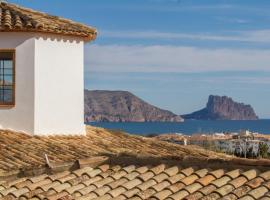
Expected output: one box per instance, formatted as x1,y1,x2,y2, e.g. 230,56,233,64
182,95,259,120
85,90,184,122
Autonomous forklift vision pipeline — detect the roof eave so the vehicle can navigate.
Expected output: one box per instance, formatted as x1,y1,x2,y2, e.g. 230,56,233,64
85,31,97,42
0,29,98,42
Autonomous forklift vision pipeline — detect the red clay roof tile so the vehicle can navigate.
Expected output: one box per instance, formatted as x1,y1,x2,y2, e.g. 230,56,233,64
0,2,97,41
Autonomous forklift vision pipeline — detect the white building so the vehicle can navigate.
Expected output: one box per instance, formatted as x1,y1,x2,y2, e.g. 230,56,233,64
215,140,236,154
216,139,260,157
0,2,97,135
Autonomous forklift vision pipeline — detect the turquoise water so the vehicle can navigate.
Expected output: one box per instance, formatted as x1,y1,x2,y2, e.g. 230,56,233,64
89,120,270,135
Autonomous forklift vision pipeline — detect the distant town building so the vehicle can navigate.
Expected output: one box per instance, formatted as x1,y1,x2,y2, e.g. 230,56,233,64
232,130,254,140
215,139,260,157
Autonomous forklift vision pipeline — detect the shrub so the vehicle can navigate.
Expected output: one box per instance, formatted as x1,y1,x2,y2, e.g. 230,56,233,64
259,143,269,158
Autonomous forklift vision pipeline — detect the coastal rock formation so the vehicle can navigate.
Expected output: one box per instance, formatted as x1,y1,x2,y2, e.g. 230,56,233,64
85,90,184,122
182,95,258,120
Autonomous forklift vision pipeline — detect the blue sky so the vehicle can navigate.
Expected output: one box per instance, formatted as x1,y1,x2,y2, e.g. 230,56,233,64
10,0,270,118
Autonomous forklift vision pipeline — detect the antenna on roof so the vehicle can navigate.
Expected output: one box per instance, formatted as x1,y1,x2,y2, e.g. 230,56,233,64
44,154,52,168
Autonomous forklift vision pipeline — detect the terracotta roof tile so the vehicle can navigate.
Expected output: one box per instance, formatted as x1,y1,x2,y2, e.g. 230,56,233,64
238,196,255,200
185,191,205,200
38,181,61,192
151,189,173,200
169,182,186,193
122,179,143,190
198,184,217,195
167,173,186,185
195,169,209,178
0,127,234,176
167,189,190,199
211,176,232,188
180,167,196,177
180,174,199,185
152,180,171,192
246,177,265,189
226,169,242,179
220,193,239,200
108,186,126,198
135,166,149,174
209,169,226,179
163,166,179,176
1,130,270,200
229,176,248,188
137,179,157,191
260,171,270,181
110,195,127,200
152,173,169,183
0,2,97,41
122,188,140,198
2,163,266,200
74,185,97,197
184,182,203,193
242,169,260,180
214,184,235,196
138,172,155,182
248,186,269,199
107,178,129,189
260,197,270,200
201,192,221,200
233,185,252,198
196,175,216,186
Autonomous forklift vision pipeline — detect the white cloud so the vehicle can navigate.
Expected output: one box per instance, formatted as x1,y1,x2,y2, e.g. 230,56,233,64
101,30,270,43
194,76,270,85
85,44,270,73
216,17,250,24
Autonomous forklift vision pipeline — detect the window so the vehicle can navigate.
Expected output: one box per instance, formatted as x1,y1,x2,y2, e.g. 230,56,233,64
0,51,15,106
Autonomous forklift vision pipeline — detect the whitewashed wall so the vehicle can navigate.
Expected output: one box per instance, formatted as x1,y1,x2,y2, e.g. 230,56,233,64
0,33,35,134
34,36,85,135
0,33,86,135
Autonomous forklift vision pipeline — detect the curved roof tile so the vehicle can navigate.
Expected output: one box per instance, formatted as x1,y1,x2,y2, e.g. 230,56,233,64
0,2,97,41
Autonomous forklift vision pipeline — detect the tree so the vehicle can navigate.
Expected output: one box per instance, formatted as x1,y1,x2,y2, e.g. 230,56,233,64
259,143,269,158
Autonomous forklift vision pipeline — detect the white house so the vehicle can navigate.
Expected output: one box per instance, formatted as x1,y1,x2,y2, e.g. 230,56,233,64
0,2,97,135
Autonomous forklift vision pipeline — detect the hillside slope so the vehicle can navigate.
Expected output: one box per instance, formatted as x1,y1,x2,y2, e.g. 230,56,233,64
85,90,183,122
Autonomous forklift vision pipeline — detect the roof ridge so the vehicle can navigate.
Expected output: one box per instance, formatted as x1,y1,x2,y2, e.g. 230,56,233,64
0,1,97,41
6,2,96,29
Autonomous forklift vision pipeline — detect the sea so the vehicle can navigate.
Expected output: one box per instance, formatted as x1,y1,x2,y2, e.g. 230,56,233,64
89,120,270,136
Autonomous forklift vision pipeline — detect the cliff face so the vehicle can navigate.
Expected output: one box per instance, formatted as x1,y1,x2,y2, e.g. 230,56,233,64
182,95,259,120
85,90,184,122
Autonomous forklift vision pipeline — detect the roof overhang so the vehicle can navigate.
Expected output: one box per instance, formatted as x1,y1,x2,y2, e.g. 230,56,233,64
0,2,97,42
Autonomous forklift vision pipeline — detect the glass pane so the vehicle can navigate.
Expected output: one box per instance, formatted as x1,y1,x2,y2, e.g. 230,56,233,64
3,68,12,75
0,91,3,101
3,90,12,103
3,60,12,69
3,85,12,90
0,52,14,104
4,75,12,85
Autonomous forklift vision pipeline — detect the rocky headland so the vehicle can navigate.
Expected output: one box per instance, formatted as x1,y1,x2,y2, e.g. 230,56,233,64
182,95,258,120
84,90,184,122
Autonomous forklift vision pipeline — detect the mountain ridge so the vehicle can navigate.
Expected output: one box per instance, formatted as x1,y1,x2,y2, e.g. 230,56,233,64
84,90,184,122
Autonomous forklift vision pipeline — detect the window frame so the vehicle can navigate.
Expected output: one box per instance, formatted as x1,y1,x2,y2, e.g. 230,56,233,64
0,50,15,107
